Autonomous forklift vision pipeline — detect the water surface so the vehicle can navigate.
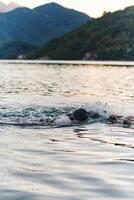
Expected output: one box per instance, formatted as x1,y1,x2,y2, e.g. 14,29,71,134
0,62,134,200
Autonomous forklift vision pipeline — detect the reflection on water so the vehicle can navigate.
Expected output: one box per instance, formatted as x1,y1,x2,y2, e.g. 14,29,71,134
0,62,134,200
0,64,134,104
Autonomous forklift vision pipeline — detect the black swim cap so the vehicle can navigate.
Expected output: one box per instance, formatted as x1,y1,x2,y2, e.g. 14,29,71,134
73,108,88,122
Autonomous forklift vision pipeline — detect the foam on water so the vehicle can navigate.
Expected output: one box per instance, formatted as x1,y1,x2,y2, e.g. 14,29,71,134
0,102,133,128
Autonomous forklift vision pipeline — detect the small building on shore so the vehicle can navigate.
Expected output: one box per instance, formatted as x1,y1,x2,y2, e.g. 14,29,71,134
83,52,97,60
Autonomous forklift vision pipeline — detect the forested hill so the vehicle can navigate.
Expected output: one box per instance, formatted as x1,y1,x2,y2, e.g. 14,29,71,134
28,6,134,61
0,42,36,59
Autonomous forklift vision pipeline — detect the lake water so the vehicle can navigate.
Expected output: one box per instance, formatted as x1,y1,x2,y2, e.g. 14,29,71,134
0,62,134,200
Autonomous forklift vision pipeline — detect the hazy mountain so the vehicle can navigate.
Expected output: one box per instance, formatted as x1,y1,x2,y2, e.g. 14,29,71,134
27,6,134,61
0,1,20,13
0,2,91,48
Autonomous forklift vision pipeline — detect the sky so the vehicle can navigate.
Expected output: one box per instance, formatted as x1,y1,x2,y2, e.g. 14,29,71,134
2,0,134,17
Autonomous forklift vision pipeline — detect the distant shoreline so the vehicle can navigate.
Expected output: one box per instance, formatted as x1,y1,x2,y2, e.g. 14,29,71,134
0,60,134,66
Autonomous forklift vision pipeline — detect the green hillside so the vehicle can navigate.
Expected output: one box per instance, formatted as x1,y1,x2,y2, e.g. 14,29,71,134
0,41,36,59
27,6,134,61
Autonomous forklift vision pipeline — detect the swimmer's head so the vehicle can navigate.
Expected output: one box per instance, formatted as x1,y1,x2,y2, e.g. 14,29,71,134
72,108,88,122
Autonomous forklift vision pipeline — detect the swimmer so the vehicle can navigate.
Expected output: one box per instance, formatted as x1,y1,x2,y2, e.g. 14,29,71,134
40,108,96,127
53,108,101,127
41,107,133,128
54,108,89,127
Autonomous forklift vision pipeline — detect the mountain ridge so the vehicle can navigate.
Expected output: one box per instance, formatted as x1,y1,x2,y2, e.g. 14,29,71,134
27,6,134,61
0,2,91,47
